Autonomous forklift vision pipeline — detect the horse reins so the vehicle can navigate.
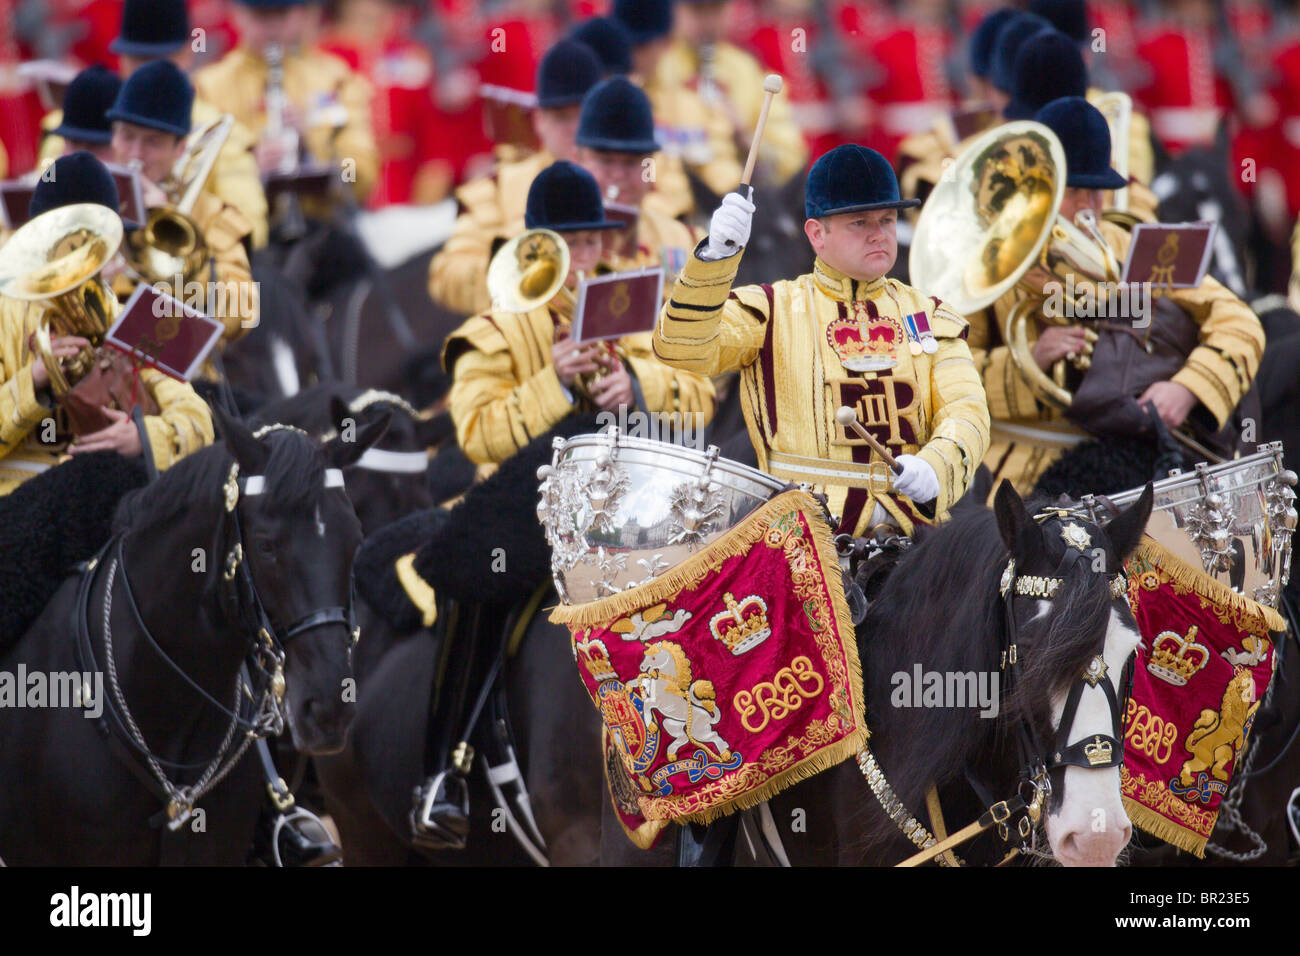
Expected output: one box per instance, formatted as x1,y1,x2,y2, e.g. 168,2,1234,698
72,448,360,830
868,511,1135,867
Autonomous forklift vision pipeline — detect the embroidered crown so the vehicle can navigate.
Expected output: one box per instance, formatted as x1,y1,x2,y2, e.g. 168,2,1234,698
575,637,619,682
1146,626,1209,686
1084,735,1113,767
709,592,772,655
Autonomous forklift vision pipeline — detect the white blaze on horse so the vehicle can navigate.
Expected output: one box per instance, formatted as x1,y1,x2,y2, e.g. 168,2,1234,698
1045,606,1141,867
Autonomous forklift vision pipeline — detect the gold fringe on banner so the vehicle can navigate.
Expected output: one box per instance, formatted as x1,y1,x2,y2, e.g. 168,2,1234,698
1132,537,1286,634
655,725,869,826
1121,797,1207,858
554,490,870,828
550,490,822,627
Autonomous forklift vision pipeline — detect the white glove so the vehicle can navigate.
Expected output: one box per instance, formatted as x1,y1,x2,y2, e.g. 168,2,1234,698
891,454,939,503
701,191,755,260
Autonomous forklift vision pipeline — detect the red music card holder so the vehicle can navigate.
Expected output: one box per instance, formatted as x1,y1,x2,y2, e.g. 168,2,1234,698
1121,221,1217,289
1,164,143,230
572,267,665,344
480,84,541,153
263,162,338,204
104,284,225,381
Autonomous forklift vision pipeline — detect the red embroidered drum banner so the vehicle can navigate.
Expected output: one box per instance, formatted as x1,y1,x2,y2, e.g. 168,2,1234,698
1121,537,1284,857
550,490,867,849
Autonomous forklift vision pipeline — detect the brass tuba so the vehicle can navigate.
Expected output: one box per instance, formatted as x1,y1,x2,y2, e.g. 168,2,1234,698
122,113,234,286
909,120,1123,410
486,228,571,312
0,203,123,396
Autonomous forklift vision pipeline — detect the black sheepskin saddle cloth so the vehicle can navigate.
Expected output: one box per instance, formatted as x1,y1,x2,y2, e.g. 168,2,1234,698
0,452,148,652
355,415,601,632
1034,433,1190,500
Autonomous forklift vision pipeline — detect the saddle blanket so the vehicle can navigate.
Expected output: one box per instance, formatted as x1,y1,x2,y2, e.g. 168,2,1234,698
1121,537,1285,857
550,490,867,849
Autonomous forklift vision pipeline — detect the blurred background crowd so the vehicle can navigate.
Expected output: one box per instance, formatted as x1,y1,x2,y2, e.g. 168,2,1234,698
2,0,1299,293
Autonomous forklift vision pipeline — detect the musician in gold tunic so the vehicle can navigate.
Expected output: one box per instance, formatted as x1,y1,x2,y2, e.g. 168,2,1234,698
653,145,991,537
0,154,214,495
39,0,270,248
108,61,259,349
965,98,1264,495
426,40,604,317
572,77,703,278
443,161,715,467
191,0,380,204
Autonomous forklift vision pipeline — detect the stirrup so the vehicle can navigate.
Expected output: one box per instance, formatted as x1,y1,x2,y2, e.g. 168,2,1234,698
251,805,342,867
411,769,470,852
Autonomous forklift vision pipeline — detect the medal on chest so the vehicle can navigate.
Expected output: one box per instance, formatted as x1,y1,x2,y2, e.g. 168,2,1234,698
901,310,938,355
826,301,904,372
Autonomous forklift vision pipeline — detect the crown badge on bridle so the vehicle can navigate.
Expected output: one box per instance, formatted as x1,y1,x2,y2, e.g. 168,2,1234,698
1083,735,1113,767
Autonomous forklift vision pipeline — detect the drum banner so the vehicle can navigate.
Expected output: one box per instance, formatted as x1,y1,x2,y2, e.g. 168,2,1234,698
1120,536,1284,857
550,490,867,848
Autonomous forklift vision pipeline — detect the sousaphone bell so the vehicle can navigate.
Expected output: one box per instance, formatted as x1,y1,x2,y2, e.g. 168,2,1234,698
0,202,124,396
909,121,1122,410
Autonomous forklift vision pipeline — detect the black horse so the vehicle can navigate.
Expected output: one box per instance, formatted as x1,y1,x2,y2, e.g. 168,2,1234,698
251,381,452,535
0,409,387,865
757,481,1153,867
324,475,1151,867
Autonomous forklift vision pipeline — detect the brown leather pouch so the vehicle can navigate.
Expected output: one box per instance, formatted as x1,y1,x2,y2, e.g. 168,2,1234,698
60,348,159,436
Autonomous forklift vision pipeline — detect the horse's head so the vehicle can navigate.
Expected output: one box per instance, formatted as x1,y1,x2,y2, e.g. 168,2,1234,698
326,392,444,532
993,479,1153,866
216,406,391,755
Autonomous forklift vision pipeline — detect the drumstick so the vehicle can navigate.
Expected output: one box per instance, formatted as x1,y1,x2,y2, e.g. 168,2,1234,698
741,74,784,187
836,406,904,474
723,74,783,252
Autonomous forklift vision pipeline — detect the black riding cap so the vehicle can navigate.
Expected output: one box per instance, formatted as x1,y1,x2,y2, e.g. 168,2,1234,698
110,0,190,57
524,160,623,232
106,59,194,138
576,76,659,155
52,65,123,145
804,144,920,219
28,151,121,219
1004,30,1088,120
1035,96,1127,191
536,40,603,109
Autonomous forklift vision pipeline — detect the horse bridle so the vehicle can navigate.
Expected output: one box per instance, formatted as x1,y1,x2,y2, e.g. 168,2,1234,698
882,511,1136,866
222,459,362,715
72,448,360,831
986,511,1134,845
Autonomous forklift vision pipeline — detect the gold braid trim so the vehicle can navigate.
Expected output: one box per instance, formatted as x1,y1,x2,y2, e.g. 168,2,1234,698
394,553,437,627
1132,537,1285,634
1120,797,1208,858
552,490,869,827
549,489,820,626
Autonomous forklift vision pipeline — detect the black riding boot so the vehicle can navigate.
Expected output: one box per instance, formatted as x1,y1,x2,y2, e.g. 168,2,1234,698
411,600,482,851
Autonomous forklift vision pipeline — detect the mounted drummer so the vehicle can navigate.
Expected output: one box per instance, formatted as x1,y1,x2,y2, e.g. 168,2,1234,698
652,143,991,537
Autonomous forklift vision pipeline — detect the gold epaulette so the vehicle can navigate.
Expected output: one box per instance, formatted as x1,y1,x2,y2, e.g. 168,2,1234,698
440,313,511,373
395,552,437,627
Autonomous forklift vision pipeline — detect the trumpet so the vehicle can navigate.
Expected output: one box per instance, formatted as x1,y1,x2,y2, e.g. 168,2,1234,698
910,120,1123,411
0,203,123,397
486,228,619,405
122,113,233,286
